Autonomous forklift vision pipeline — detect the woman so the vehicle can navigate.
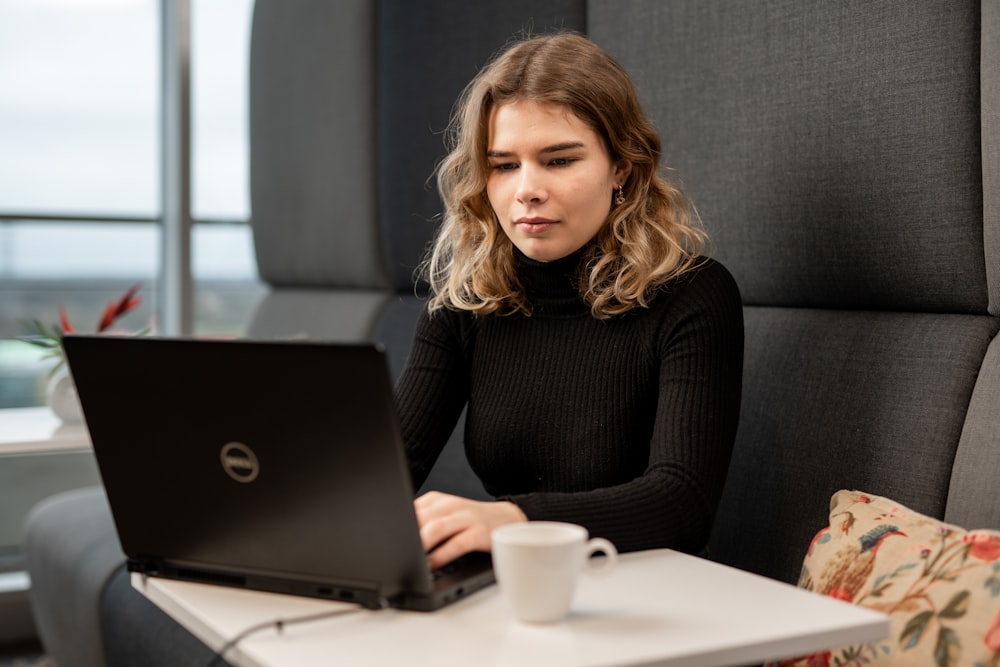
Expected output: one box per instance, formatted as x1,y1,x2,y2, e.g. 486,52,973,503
395,32,744,570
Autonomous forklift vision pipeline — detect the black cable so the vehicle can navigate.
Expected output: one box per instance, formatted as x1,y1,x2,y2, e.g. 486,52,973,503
205,604,376,667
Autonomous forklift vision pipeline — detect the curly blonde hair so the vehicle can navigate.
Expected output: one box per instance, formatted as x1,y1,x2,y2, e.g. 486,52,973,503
422,32,707,319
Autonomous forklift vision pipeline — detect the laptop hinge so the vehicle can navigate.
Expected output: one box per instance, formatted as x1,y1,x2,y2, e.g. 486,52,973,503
128,558,388,609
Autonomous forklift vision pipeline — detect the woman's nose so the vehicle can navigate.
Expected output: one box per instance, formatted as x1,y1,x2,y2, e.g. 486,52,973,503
515,166,546,204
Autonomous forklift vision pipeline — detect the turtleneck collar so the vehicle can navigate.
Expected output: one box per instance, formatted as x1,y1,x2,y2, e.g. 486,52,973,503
514,245,592,317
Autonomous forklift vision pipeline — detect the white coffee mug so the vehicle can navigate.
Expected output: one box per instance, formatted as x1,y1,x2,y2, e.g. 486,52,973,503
491,521,618,623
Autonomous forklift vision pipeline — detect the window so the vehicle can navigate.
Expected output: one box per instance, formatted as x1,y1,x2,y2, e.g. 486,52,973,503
0,0,262,409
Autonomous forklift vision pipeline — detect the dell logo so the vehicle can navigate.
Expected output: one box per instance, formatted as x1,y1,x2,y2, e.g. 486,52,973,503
220,442,259,483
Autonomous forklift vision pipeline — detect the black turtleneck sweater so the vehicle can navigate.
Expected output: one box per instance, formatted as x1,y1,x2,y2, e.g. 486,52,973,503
395,250,743,554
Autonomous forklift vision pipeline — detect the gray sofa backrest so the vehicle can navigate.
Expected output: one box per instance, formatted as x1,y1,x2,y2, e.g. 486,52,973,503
244,0,999,584
591,0,1000,583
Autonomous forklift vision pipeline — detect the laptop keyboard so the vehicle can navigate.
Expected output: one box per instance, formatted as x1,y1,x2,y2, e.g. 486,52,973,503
431,551,491,580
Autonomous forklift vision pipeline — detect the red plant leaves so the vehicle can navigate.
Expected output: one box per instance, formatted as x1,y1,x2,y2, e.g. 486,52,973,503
58,305,75,334
96,282,142,332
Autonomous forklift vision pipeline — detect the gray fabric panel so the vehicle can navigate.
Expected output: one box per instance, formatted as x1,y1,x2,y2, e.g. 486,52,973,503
590,0,988,314
249,0,386,289
945,332,1000,529
23,487,125,667
377,0,587,290
244,288,392,341
708,307,999,584
984,0,1000,316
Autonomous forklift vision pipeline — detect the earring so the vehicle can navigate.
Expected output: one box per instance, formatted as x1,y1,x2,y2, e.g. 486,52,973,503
615,185,625,206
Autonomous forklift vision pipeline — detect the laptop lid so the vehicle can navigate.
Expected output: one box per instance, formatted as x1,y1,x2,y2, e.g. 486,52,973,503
62,335,492,611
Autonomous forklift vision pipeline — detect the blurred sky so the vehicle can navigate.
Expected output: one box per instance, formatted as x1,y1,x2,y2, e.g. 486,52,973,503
0,0,256,280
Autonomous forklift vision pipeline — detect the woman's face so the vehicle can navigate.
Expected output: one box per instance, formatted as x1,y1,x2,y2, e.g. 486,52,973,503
485,100,630,263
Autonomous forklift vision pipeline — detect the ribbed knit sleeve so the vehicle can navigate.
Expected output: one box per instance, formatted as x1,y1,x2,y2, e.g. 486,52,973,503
394,307,471,490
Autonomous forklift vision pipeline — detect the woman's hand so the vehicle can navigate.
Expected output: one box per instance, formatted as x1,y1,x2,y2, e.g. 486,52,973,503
414,491,527,569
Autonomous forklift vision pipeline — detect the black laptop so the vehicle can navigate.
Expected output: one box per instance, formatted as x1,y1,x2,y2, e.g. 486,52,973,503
62,335,493,611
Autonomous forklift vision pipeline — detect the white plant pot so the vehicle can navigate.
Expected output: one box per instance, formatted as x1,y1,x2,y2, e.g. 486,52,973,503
45,368,84,423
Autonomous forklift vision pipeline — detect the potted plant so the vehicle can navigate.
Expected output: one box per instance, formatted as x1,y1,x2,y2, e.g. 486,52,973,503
20,283,148,421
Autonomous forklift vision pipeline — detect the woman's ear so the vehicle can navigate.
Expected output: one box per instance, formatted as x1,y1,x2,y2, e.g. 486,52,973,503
614,158,632,186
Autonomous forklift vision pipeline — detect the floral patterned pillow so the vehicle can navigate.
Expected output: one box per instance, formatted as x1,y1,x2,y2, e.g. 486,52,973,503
772,490,1000,667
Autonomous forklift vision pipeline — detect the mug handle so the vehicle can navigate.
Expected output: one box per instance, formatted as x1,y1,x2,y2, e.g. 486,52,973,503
584,537,618,576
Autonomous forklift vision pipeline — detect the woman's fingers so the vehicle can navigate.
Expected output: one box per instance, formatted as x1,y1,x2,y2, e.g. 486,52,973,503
426,523,483,570
413,492,528,569
418,502,471,552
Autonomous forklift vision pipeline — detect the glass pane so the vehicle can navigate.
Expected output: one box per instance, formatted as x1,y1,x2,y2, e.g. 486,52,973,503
0,0,158,216
0,220,159,407
0,221,158,281
192,0,254,221
193,222,264,337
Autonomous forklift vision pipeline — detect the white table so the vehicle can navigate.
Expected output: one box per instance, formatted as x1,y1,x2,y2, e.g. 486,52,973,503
134,548,887,667
0,406,90,455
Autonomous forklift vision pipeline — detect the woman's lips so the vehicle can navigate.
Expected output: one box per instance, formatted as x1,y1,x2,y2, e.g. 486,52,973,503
516,217,558,234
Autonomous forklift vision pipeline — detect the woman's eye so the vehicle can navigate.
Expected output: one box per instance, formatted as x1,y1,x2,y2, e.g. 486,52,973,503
549,157,574,167
492,163,517,171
